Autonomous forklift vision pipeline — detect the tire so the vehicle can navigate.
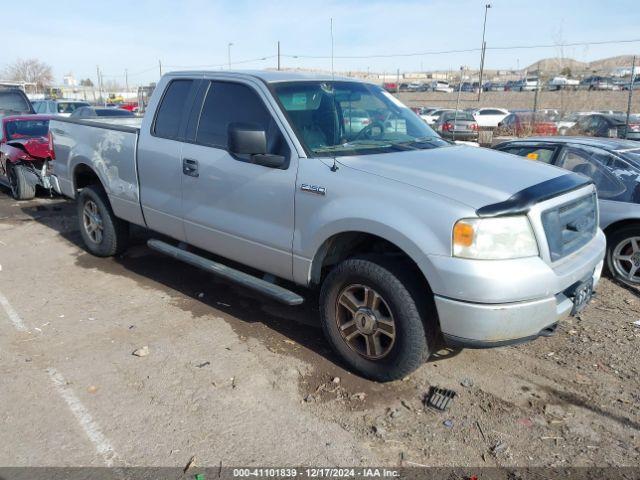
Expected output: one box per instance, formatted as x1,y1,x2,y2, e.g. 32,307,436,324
319,257,435,381
606,225,640,286
77,184,129,257
8,164,36,200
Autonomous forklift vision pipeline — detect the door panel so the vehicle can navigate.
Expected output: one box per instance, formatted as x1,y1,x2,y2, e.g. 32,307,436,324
180,80,297,279
181,143,297,279
137,78,200,241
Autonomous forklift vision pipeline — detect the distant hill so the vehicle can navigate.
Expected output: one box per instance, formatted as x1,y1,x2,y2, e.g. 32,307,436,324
525,55,639,74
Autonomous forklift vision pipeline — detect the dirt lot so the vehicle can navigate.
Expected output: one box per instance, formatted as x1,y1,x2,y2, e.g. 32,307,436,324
1,188,639,469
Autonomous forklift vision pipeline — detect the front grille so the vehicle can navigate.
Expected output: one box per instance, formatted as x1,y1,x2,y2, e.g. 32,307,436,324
541,193,597,262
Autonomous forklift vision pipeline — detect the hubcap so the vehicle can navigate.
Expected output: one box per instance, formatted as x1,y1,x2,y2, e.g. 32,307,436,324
82,200,104,244
612,236,640,283
335,284,396,360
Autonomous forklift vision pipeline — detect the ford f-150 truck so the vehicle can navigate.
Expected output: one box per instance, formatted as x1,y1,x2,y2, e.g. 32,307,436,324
49,71,605,381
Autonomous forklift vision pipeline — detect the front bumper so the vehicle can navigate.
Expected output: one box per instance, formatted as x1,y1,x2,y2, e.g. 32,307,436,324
432,232,605,348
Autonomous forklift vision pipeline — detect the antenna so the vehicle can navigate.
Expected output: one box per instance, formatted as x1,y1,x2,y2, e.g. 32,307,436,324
330,17,334,79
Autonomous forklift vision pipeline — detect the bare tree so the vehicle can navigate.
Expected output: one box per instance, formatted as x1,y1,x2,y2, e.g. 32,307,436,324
80,78,94,87
4,58,54,88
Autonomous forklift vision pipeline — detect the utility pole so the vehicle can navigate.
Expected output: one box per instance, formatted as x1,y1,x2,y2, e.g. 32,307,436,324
625,56,637,139
125,69,129,92
477,3,491,101
454,66,464,142
532,76,541,130
330,18,334,78
277,41,281,70
96,65,103,104
158,60,162,78
227,43,233,69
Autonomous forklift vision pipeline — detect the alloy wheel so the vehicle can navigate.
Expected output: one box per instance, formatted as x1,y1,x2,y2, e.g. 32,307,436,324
612,236,640,284
82,199,104,244
335,284,396,359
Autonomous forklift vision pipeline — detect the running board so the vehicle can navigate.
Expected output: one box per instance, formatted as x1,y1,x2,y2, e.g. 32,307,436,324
147,239,304,306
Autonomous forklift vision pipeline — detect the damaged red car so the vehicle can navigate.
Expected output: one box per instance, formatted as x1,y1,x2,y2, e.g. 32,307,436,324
0,115,54,200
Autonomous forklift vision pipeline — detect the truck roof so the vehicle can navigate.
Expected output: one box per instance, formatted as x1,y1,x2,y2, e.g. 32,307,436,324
166,70,364,84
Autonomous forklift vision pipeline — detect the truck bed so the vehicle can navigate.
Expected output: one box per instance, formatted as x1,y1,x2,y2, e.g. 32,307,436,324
49,116,145,227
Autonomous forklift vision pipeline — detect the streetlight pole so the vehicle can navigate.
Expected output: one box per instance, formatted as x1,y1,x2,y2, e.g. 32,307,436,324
228,43,233,70
477,3,491,101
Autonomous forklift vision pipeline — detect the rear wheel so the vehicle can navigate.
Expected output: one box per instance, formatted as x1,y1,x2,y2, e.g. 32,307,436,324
319,257,435,381
77,184,129,257
606,226,640,286
7,164,36,200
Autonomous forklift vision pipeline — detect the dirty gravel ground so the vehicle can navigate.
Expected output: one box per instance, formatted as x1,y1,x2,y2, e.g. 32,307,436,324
0,190,639,468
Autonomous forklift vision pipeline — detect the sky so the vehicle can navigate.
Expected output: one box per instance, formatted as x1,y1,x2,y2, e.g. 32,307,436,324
2,0,640,86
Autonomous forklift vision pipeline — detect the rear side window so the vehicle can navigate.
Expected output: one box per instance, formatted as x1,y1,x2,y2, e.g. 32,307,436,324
502,145,555,163
0,90,32,114
154,80,194,139
196,82,273,149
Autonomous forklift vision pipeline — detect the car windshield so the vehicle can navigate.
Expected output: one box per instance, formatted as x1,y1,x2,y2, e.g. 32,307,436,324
273,81,448,157
57,102,89,114
5,119,49,140
0,91,32,115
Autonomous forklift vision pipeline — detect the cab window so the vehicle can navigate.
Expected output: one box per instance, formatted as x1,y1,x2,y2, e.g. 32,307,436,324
557,146,628,199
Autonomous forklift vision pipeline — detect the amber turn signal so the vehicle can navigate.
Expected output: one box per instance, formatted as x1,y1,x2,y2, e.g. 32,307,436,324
453,221,474,247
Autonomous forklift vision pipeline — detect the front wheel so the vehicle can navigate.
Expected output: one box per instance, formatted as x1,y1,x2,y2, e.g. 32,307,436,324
77,184,129,257
606,226,640,286
319,257,435,381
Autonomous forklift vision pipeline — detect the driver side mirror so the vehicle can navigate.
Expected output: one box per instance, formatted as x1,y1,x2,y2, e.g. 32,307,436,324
228,123,286,169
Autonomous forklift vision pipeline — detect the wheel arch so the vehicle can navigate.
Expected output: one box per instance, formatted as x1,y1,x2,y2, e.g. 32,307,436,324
308,229,441,300
603,218,640,237
73,160,106,193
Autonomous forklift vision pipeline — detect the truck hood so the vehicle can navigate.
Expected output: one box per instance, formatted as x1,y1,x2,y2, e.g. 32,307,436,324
336,145,565,210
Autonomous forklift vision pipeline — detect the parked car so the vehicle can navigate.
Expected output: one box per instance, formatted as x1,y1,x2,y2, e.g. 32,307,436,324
579,76,620,91
433,111,478,141
483,82,505,92
0,115,53,199
567,114,640,141
407,82,428,92
547,76,579,91
49,71,605,381
32,99,91,117
429,81,454,93
496,112,558,136
421,108,454,125
555,112,596,135
0,87,34,119
70,107,136,118
343,108,371,135
494,137,640,285
517,77,540,91
473,107,509,128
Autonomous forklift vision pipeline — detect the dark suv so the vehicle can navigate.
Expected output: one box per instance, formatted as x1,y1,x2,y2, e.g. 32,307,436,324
0,87,34,119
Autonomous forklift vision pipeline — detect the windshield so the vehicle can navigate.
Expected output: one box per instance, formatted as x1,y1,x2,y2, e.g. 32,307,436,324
57,102,89,114
273,81,448,157
5,119,49,140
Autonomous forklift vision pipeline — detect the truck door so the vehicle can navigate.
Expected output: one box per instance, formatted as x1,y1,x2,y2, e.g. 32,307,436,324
179,79,297,280
137,78,200,241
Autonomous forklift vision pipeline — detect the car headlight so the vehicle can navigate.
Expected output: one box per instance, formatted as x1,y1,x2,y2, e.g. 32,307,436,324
452,216,539,260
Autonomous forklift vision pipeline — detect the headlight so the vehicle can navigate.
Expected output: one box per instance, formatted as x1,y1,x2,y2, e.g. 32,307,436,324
453,216,538,260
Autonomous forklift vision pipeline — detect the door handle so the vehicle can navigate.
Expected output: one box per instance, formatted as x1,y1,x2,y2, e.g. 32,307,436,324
182,158,199,177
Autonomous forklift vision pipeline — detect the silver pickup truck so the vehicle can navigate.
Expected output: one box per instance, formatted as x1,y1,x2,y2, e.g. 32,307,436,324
49,71,605,381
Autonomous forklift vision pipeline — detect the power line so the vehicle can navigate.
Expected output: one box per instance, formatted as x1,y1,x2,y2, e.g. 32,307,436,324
283,38,640,60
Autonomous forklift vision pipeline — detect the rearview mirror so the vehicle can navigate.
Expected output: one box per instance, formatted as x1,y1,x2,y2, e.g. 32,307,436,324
228,124,267,155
